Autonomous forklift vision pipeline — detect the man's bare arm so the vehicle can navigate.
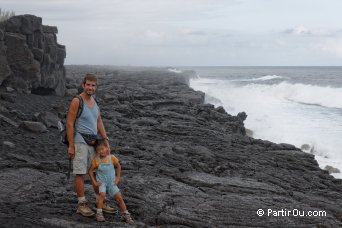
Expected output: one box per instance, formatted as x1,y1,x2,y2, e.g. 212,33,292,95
97,113,110,149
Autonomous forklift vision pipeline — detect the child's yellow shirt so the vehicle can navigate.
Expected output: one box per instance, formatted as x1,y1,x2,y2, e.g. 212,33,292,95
92,154,119,169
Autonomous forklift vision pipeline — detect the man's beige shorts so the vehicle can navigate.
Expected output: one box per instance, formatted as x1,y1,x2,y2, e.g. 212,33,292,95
73,143,96,175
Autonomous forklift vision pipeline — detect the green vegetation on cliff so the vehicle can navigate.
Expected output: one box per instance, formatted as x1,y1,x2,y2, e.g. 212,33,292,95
0,8,15,22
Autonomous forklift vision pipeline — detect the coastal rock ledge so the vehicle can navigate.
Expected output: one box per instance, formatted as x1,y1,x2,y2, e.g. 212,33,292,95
0,65,341,228
0,14,66,96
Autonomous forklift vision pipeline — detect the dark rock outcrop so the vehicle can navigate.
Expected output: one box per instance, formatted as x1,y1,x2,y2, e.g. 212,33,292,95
0,15,66,96
325,165,341,174
0,66,341,227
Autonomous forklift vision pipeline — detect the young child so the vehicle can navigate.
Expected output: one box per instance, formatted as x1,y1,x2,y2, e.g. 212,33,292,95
88,141,134,224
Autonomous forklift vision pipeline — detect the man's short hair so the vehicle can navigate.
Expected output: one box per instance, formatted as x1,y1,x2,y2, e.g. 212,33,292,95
83,73,97,85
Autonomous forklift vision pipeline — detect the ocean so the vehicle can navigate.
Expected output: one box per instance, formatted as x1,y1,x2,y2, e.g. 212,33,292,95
179,66,342,179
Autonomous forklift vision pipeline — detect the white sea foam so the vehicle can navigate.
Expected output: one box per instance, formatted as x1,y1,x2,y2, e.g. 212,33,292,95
168,68,182,73
234,82,342,109
190,77,342,179
193,78,226,85
273,82,342,109
252,75,284,81
231,75,285,82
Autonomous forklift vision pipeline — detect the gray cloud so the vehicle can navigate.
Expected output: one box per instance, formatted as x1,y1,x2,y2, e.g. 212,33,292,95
2,0,342,65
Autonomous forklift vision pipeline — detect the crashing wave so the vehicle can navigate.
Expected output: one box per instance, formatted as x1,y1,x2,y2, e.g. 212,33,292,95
242,82,342,109
231,75,285,82
168,68,182,73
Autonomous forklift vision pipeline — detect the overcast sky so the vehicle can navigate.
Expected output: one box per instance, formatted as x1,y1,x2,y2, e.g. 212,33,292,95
2,0,342,66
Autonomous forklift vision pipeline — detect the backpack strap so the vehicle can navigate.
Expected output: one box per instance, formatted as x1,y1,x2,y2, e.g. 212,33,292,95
75,95,84,118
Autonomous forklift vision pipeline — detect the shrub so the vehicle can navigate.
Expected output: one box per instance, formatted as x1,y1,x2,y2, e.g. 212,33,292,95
0,8,15,22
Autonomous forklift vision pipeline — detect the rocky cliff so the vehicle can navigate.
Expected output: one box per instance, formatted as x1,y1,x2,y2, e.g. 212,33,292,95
0,14,66,96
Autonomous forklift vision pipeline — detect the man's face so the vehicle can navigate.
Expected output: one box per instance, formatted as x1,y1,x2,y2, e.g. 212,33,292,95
83,80,96,96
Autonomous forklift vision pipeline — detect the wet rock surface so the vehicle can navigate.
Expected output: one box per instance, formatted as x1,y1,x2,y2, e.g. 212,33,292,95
0,66,341,227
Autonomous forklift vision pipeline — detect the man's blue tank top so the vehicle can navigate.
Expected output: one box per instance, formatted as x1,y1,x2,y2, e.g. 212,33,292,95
74,96,99,144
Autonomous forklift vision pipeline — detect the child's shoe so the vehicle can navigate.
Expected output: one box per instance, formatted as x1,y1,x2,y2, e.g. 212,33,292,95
102,201,116,214
96,212,106,222
121,211,134,225
93,201,116,214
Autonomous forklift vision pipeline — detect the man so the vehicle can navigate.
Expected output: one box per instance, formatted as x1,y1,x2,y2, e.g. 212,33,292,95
66,73,115,216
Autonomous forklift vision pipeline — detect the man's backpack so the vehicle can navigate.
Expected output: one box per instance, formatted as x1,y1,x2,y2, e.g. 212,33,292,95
58,95,84,146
